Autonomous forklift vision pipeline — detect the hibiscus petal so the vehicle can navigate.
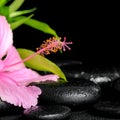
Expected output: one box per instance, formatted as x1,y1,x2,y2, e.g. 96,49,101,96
0,74,41,109
7,68,59,86
3,46,25,71
0,16,13,59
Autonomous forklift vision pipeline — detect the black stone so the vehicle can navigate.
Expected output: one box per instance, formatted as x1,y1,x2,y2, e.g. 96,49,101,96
112,78,120,92
54,60,83,79
92,100,120,118
54,60,120,101
38,78,101,108
103,78,120,100
54,60,120,84
86,67,120,85
69,111,120,120
0,114,23,120
54,60,82,68
24,105,71,120
0,99,23,116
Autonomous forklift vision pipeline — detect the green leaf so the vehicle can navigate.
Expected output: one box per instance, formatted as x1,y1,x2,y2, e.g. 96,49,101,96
16,16,58,38
0,0,8,7
0,6,9,18
10,14,33,30
17,48,67,82
25,18,59,38
10,8,36,18
9,0,25,13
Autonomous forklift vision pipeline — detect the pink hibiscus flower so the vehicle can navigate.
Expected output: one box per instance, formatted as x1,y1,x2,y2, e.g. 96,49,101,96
0,16,59,109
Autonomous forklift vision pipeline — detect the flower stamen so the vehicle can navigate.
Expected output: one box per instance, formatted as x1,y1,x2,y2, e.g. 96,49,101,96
36,37,73,56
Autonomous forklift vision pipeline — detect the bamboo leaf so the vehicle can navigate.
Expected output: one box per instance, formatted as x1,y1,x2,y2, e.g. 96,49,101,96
10,14,33,29
0,6,9,19
15,16,59,38
9,0,24,13
0,0,8,7
10,8,36,18
24,18,59,38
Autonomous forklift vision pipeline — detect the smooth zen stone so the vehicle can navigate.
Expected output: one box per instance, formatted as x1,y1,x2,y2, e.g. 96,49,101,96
106,78,120,100
24,105,71,120
38,78,101,108
54,60,82,67
0,114,23,120
85,67,120,100
69,111,120,120
54,60,83,78
0,99,23,116
55,60,120,84
92,100,120,118
88,66,120,85
112,78,120,92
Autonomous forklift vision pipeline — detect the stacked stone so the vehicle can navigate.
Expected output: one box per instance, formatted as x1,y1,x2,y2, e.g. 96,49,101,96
1,60,120,120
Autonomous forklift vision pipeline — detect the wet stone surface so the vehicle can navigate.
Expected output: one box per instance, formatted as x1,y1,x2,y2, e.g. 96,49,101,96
0,114,23,120
54,60,120,84
38,78,101,109
1,60,120,120
113,78,120,92
0,100,23,116
24,105,71,120
69,111,120,120
92,100,120,117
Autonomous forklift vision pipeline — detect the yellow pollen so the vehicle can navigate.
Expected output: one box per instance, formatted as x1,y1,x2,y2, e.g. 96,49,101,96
36,37,62,56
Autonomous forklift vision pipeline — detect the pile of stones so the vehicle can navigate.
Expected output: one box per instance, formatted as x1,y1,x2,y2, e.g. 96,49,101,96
1,60,120,120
